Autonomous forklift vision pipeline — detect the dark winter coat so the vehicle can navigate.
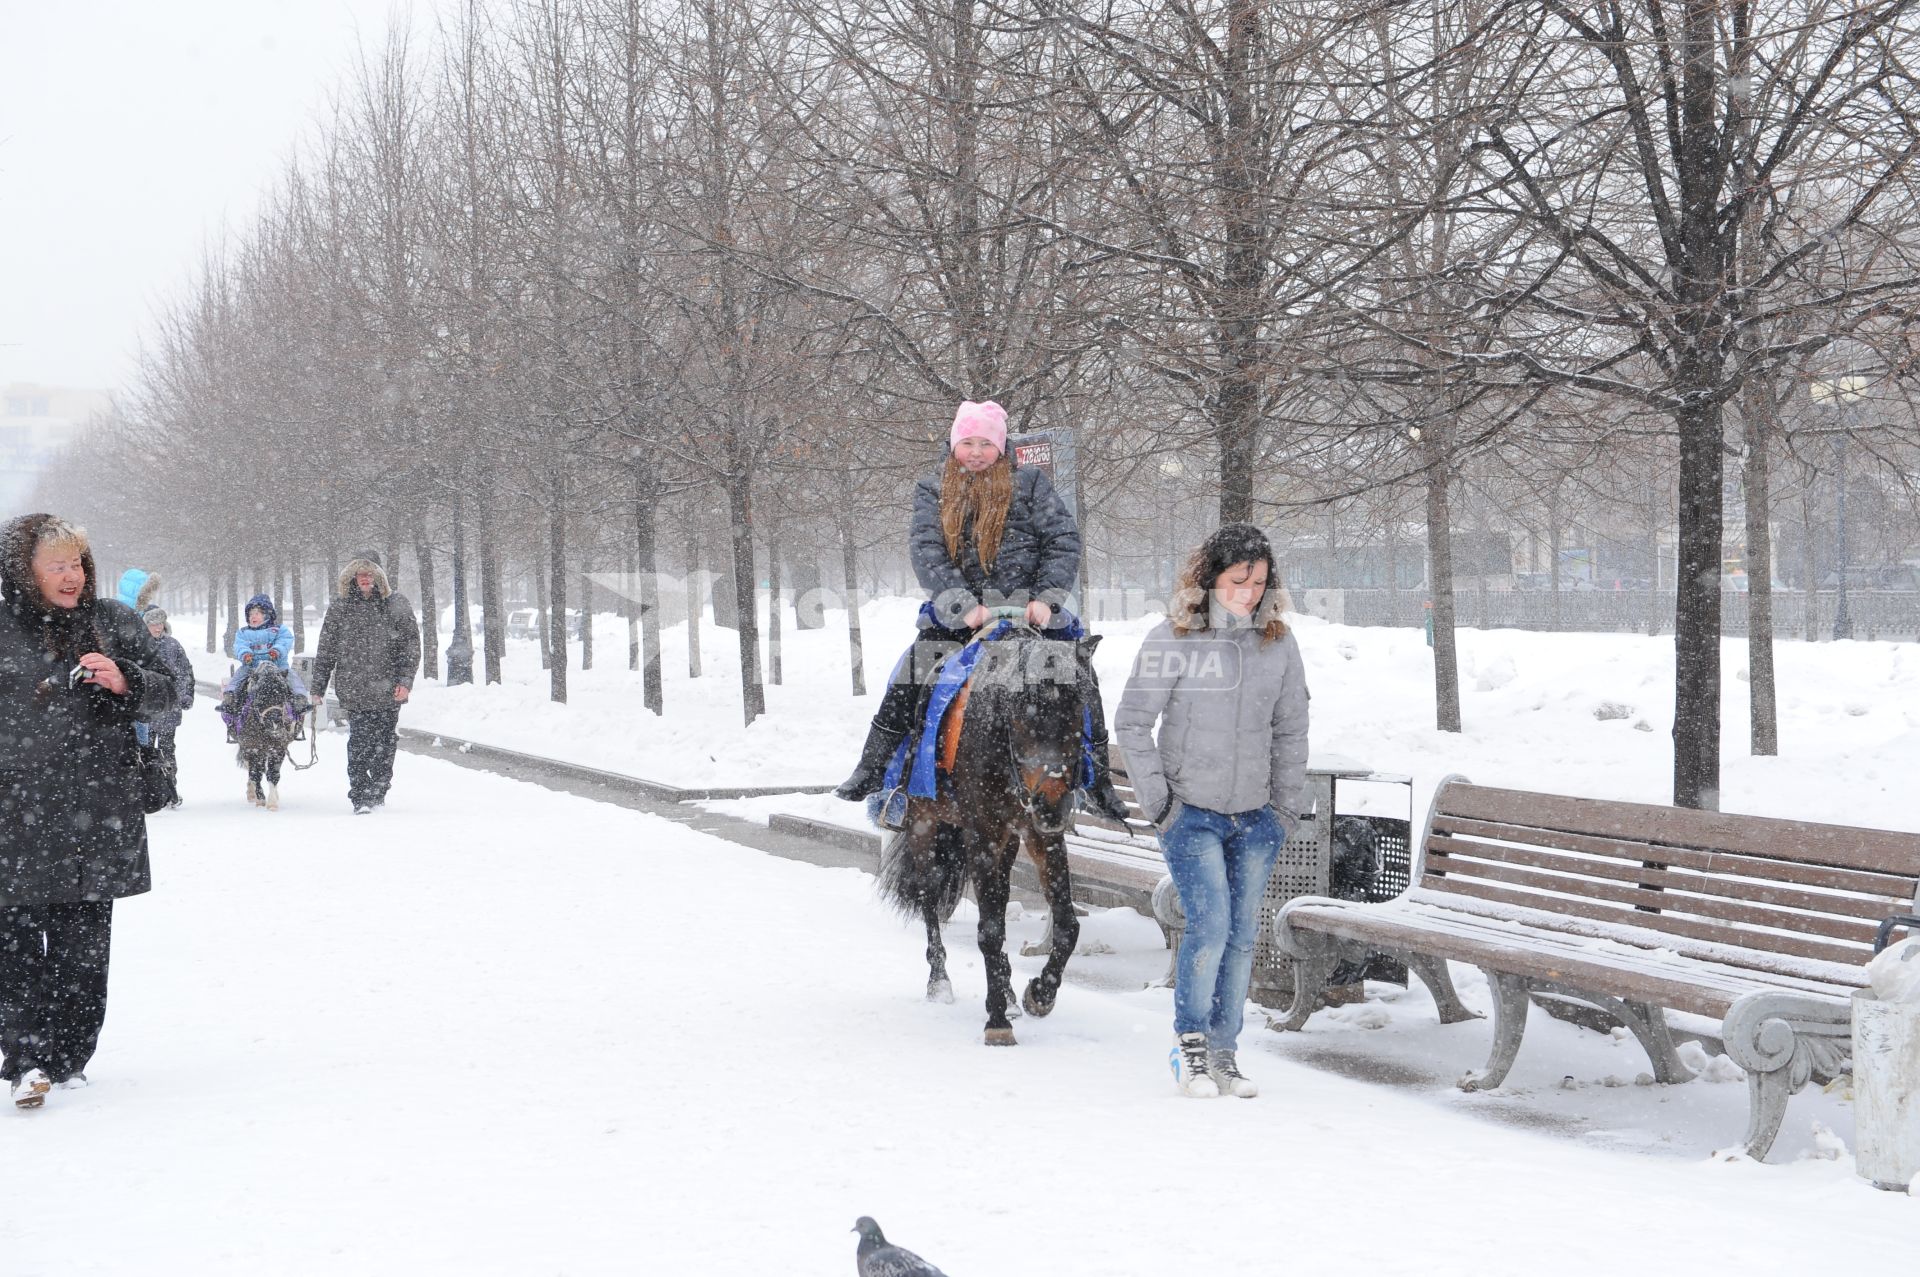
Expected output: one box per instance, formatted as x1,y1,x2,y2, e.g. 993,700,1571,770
909,463,1081,629
0,517,177,907
146,632,195,733
309,559,421,712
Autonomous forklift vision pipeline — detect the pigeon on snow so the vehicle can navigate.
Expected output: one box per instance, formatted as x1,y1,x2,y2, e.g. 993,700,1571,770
852,1216,949,1277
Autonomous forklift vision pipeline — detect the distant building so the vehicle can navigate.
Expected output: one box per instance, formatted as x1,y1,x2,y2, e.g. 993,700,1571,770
0,383,113,513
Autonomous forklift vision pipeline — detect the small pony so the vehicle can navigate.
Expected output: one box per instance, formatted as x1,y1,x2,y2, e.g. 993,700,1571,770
227,663,302,809
877,623,1098,1045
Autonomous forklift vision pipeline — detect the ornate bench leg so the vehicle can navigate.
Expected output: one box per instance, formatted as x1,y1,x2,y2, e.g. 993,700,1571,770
1618,1000,1693,1084
1411,954,1480,1024
1460,970,1529,1091
1272,952,1336,1031
1722,990,1852,1162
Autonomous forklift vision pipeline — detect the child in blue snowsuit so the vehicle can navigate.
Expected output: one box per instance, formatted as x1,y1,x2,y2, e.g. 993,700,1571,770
219,594,310,720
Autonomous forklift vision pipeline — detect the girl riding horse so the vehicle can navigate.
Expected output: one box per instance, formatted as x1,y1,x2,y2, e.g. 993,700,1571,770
834,399,1130,824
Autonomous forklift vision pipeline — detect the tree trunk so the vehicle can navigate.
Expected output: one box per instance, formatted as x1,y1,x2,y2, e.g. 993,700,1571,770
685,514,703,679
413,511,440,681
290,561,305,653
838,487,866,697
580,548,594,673
447,487,474,686
476,482,504,684
1424,442,1461,732
206,571,219,654
766,513,783,688
535,553,551,673
635,485,663,714
1212,0,1267,526
726,476,764,724
1670,397,1725,810
547,497,568,704
1801,492,1819,642
1742,387,1778,756
223,569,241,660
626,544,641,673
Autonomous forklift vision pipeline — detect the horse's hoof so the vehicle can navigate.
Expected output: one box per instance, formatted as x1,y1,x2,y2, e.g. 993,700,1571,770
927,978,954,1004
983,1027,1017,1046
1022,980,1056,1018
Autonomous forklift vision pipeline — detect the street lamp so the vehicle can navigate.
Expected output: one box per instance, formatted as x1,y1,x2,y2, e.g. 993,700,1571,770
1809,375,1868,641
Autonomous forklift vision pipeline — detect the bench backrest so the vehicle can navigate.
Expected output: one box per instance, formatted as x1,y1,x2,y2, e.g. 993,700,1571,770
1422,782,1920,971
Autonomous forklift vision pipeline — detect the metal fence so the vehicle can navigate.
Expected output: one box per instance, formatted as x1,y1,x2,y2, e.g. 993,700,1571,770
1326,588,1920,641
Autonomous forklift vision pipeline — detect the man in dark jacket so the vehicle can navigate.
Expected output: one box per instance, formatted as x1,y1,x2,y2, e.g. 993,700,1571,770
0,514,176,1107
309,551,421,814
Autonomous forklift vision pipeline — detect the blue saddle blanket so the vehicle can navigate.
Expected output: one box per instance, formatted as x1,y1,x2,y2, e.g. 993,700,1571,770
878,608,1092,804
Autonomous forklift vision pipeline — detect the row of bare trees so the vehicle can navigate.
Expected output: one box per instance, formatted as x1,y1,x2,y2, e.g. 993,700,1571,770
36,0,1920,809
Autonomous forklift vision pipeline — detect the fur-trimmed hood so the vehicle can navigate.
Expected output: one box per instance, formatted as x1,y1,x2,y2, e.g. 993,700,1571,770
337,552,392,600
1,513,98,612
116,568,161,614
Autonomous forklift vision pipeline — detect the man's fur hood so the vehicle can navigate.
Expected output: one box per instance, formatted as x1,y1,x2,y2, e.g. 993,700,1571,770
337,551,392,600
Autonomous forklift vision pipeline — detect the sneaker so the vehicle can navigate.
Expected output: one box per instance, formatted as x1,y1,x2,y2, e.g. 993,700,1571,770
353,803,373,815
56,1073,88,1091
1169,1032,1219,1098
11,1067,51,1110
1208,1049,1259,1098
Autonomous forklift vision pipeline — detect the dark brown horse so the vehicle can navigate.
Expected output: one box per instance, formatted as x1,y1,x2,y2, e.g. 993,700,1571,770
877,627,1096,1045
234,663,300,809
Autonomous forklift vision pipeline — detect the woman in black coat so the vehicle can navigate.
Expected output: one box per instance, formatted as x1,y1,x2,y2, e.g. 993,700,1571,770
0,514,175,1109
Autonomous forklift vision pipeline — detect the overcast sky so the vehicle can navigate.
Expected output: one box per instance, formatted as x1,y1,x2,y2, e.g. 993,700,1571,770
0,2,444,394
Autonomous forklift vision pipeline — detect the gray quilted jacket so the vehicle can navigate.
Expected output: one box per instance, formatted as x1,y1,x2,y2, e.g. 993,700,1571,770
1114,619,1310,826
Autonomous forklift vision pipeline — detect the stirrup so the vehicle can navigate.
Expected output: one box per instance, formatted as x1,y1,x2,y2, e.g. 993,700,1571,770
869,786,909,831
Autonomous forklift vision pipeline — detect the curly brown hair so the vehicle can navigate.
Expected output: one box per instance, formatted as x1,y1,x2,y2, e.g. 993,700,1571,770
1168,524,1290,643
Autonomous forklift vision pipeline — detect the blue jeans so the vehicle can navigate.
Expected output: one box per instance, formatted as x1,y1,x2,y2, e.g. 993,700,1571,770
1162,803,1286,1050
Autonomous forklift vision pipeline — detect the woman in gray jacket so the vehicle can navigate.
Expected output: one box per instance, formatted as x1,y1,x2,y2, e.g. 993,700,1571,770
1114,524,1309,1099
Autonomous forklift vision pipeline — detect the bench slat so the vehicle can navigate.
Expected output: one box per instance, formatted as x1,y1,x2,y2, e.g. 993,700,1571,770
1422,875,1869,967
1427,837,1897,938
1432,815,1920,902
1437,783,1920,877
1286,897,1859,1018
1428,844,1873,944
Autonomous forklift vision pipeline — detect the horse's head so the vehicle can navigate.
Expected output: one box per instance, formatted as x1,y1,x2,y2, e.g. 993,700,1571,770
975,632,1093,837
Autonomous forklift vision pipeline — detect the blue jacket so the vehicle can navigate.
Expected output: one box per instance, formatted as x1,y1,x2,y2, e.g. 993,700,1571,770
234,594,294,670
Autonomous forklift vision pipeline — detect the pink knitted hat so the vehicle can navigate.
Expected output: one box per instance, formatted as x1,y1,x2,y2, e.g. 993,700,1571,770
949,400,1008,453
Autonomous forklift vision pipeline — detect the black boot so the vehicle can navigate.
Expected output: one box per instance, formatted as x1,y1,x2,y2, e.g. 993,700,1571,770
1078,649,1134,825
835,679,919,802
834,723,908,801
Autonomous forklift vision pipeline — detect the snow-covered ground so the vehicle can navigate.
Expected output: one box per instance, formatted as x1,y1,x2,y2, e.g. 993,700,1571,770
12,626,1919,1273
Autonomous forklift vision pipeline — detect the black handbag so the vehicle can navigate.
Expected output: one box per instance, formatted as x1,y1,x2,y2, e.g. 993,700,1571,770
135,743,175,814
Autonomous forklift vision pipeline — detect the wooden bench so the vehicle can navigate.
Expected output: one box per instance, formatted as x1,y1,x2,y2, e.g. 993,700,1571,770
1270,775,1920,1160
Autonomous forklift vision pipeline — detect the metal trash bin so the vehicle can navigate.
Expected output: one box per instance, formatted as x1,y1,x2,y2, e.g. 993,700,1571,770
1854,914,1920,1192
1248,765,1414,1005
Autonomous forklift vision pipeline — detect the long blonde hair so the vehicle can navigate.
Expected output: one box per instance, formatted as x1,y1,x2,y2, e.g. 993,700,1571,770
939,452,1014,571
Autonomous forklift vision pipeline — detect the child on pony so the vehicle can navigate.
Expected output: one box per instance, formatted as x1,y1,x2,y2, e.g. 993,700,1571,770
218,593,311,735
834,399,1131,823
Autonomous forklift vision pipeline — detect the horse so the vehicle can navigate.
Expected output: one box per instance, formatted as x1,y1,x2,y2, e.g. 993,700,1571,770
232,663,301,810
876,624,1098,1045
